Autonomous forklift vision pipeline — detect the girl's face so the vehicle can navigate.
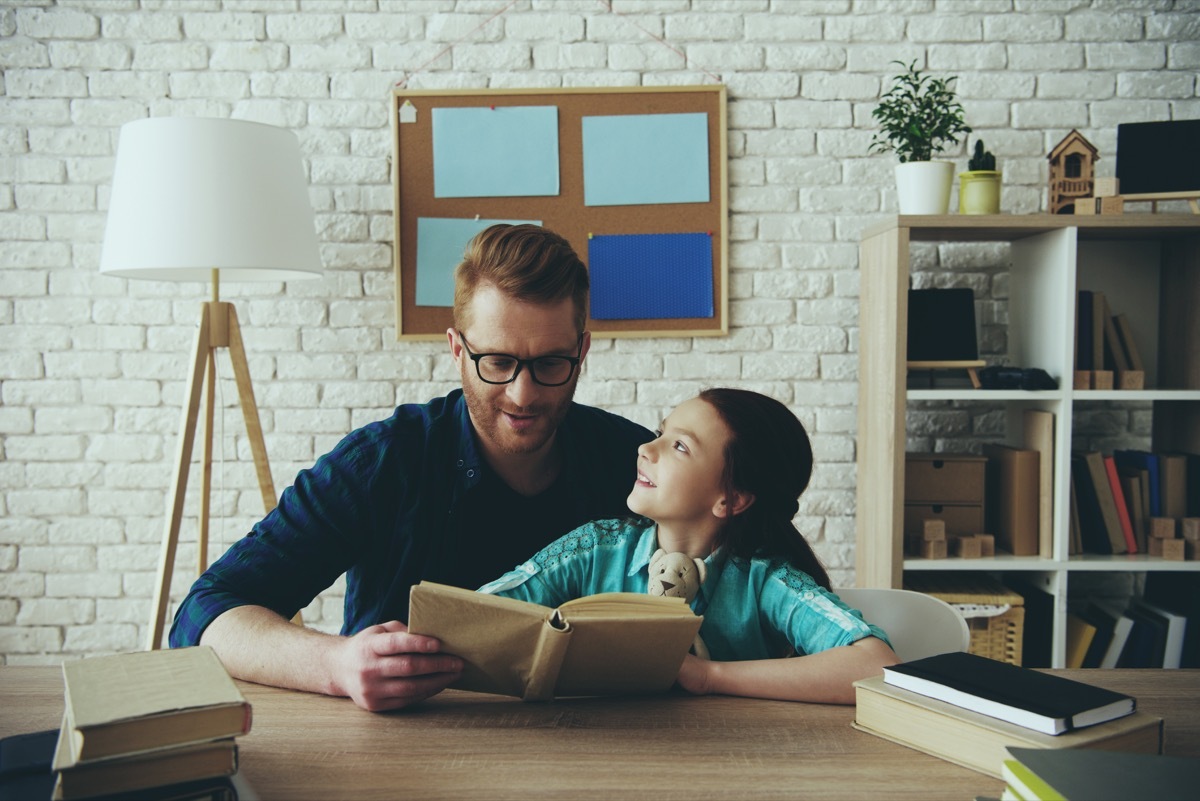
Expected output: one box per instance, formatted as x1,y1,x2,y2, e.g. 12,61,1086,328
628,397,734,529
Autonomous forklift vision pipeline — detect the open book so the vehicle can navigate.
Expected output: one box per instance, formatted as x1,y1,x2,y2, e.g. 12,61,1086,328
407,581,703,701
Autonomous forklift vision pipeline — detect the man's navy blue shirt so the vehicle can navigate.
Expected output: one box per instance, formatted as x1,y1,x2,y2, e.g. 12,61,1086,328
169,389,652,646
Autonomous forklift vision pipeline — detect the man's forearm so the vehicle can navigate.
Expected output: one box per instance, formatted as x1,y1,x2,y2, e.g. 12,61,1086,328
200,605,344,697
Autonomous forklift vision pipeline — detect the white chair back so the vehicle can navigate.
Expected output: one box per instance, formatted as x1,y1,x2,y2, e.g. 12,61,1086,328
837,587,970,662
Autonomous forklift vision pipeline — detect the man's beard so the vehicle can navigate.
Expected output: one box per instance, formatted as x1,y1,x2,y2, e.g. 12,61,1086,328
461,377,577,456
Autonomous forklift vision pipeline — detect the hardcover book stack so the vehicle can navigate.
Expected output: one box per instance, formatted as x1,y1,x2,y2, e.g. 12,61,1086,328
51,646,253,800
853,651,1162,779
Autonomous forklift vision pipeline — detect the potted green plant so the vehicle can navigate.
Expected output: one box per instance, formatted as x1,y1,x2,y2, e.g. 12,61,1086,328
958,139,1001,214
870,60,971,214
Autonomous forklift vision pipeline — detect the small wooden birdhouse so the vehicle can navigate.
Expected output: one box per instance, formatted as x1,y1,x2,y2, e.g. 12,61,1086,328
1047,130,1100,214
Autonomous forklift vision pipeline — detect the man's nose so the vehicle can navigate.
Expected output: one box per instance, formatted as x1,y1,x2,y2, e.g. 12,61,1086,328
505,366,539,407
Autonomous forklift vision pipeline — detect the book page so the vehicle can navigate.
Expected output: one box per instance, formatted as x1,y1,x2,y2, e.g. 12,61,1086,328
560,593,694,619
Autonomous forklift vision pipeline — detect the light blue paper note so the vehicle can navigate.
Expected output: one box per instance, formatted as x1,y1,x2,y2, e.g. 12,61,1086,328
416,217,541,307
581,113,710,207
432,106,560,198
588,232,714,320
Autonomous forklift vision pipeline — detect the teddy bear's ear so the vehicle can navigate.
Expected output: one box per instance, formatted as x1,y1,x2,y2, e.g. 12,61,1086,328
692,557,707,583
649,548,666,569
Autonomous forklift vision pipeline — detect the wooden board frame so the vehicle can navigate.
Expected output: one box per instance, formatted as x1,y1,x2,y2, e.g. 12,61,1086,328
391,85,728,340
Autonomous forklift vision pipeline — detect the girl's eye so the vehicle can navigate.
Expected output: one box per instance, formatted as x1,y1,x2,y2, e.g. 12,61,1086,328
673,440,688,454
653,429,663,438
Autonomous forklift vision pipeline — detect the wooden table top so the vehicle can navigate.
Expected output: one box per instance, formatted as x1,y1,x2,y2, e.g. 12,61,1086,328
4,666,1198,800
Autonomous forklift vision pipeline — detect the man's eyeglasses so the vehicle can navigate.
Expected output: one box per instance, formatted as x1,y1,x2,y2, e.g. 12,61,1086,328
457,330,583,387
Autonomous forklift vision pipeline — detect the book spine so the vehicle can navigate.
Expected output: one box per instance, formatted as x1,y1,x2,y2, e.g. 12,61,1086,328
1103,456,1138,554
522,616,573,702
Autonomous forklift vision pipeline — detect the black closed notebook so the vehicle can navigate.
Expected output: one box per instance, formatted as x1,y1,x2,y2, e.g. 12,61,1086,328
882,651,1135,736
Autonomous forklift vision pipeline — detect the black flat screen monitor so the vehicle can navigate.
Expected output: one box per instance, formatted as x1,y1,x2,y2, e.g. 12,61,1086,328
907,288,978,362
1115,119,1200,195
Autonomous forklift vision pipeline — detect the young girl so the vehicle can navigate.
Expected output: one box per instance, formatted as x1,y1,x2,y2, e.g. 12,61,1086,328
477,388,899,704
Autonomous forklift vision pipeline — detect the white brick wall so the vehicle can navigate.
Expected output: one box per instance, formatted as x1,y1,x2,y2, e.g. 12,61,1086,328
2,0,1197,663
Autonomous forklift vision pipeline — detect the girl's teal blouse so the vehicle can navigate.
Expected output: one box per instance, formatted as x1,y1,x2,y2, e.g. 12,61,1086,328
478,519,891,662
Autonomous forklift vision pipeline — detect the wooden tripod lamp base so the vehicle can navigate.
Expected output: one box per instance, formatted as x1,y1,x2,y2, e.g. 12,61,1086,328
146,298,278,650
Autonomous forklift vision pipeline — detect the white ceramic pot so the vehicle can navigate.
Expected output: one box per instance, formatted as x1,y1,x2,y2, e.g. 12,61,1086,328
958,170,1002,214
894,160,955,214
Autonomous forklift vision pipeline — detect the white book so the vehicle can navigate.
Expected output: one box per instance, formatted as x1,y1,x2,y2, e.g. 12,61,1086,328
1096,602,1135,669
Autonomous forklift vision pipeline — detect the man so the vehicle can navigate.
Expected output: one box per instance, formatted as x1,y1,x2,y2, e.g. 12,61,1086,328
170,224,652,711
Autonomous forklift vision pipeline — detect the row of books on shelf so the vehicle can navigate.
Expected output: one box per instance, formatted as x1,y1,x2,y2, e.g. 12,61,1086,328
1006,572,1199,671
1069,449,1199,558
853,651,1161,780
0,647,255,800
1067,595,1192,670
1074,289,1145,388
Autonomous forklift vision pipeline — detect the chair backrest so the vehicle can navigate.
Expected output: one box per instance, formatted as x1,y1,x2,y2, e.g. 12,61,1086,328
837,587,971,663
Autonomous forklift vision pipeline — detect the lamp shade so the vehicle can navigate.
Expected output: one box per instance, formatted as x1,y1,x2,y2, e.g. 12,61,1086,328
100,117,322,282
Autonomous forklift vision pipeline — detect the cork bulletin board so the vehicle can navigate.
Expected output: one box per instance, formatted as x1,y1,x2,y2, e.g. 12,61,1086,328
390,85,728,340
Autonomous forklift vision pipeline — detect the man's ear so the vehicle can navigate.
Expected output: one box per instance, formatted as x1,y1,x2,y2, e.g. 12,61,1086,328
447,328,463,361
713,491,755,519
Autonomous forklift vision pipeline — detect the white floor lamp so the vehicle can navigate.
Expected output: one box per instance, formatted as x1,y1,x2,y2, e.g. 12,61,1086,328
99,117,323,650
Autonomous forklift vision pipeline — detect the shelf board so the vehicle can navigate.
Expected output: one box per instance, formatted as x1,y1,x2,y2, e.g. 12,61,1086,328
904,556,1200,572
1073,389,1200,402
865,213,1200,243
904,556,1056,571
907,389,1200,402
908,389,1065,402
1066,554,1200,571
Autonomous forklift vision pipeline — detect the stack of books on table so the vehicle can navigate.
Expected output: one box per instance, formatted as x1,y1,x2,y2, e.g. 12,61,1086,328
853,651,1163,779
1002,746,1200,800
51,646,253,800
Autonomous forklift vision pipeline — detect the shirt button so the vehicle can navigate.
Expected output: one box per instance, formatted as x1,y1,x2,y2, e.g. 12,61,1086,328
804,591,814,600
466,469,475,478
456,459,464,468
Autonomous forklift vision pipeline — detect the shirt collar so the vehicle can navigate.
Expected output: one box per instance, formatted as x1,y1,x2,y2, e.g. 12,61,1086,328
625,523,728,587
627,521,659,578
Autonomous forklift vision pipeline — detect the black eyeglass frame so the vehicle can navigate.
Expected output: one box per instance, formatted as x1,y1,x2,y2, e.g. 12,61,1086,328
456,330,584,387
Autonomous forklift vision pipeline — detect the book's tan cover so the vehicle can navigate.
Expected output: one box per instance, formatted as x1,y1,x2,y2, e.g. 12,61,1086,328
983,444,1040,556
57,646,250,766
853,676,1162,779
407,581,702,701
52,719,238,801
1160,453,1188,519
1021,410,1055,559
1081,451,1129,554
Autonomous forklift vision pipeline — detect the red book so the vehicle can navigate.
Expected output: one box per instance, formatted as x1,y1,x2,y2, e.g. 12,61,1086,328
1103,455,1138,554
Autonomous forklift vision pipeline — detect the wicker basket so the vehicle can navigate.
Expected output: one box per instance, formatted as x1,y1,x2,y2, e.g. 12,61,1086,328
903,573,1025,666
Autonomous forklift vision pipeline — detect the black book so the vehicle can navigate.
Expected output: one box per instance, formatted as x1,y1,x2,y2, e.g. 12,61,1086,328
1076,602,1116,668
1120,603,1168,668
1071,453,1120,554
1076,290,1093,370
882,651,1135,736
1005,578,1053,669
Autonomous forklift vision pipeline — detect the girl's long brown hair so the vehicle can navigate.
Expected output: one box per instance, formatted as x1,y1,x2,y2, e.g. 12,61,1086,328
700,388,831,590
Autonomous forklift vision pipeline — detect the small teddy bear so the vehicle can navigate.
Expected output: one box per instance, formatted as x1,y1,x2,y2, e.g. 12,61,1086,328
647,548,709,660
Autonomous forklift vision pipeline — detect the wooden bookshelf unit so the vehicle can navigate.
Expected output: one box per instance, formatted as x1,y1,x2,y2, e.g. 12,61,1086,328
855,214,1200,668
